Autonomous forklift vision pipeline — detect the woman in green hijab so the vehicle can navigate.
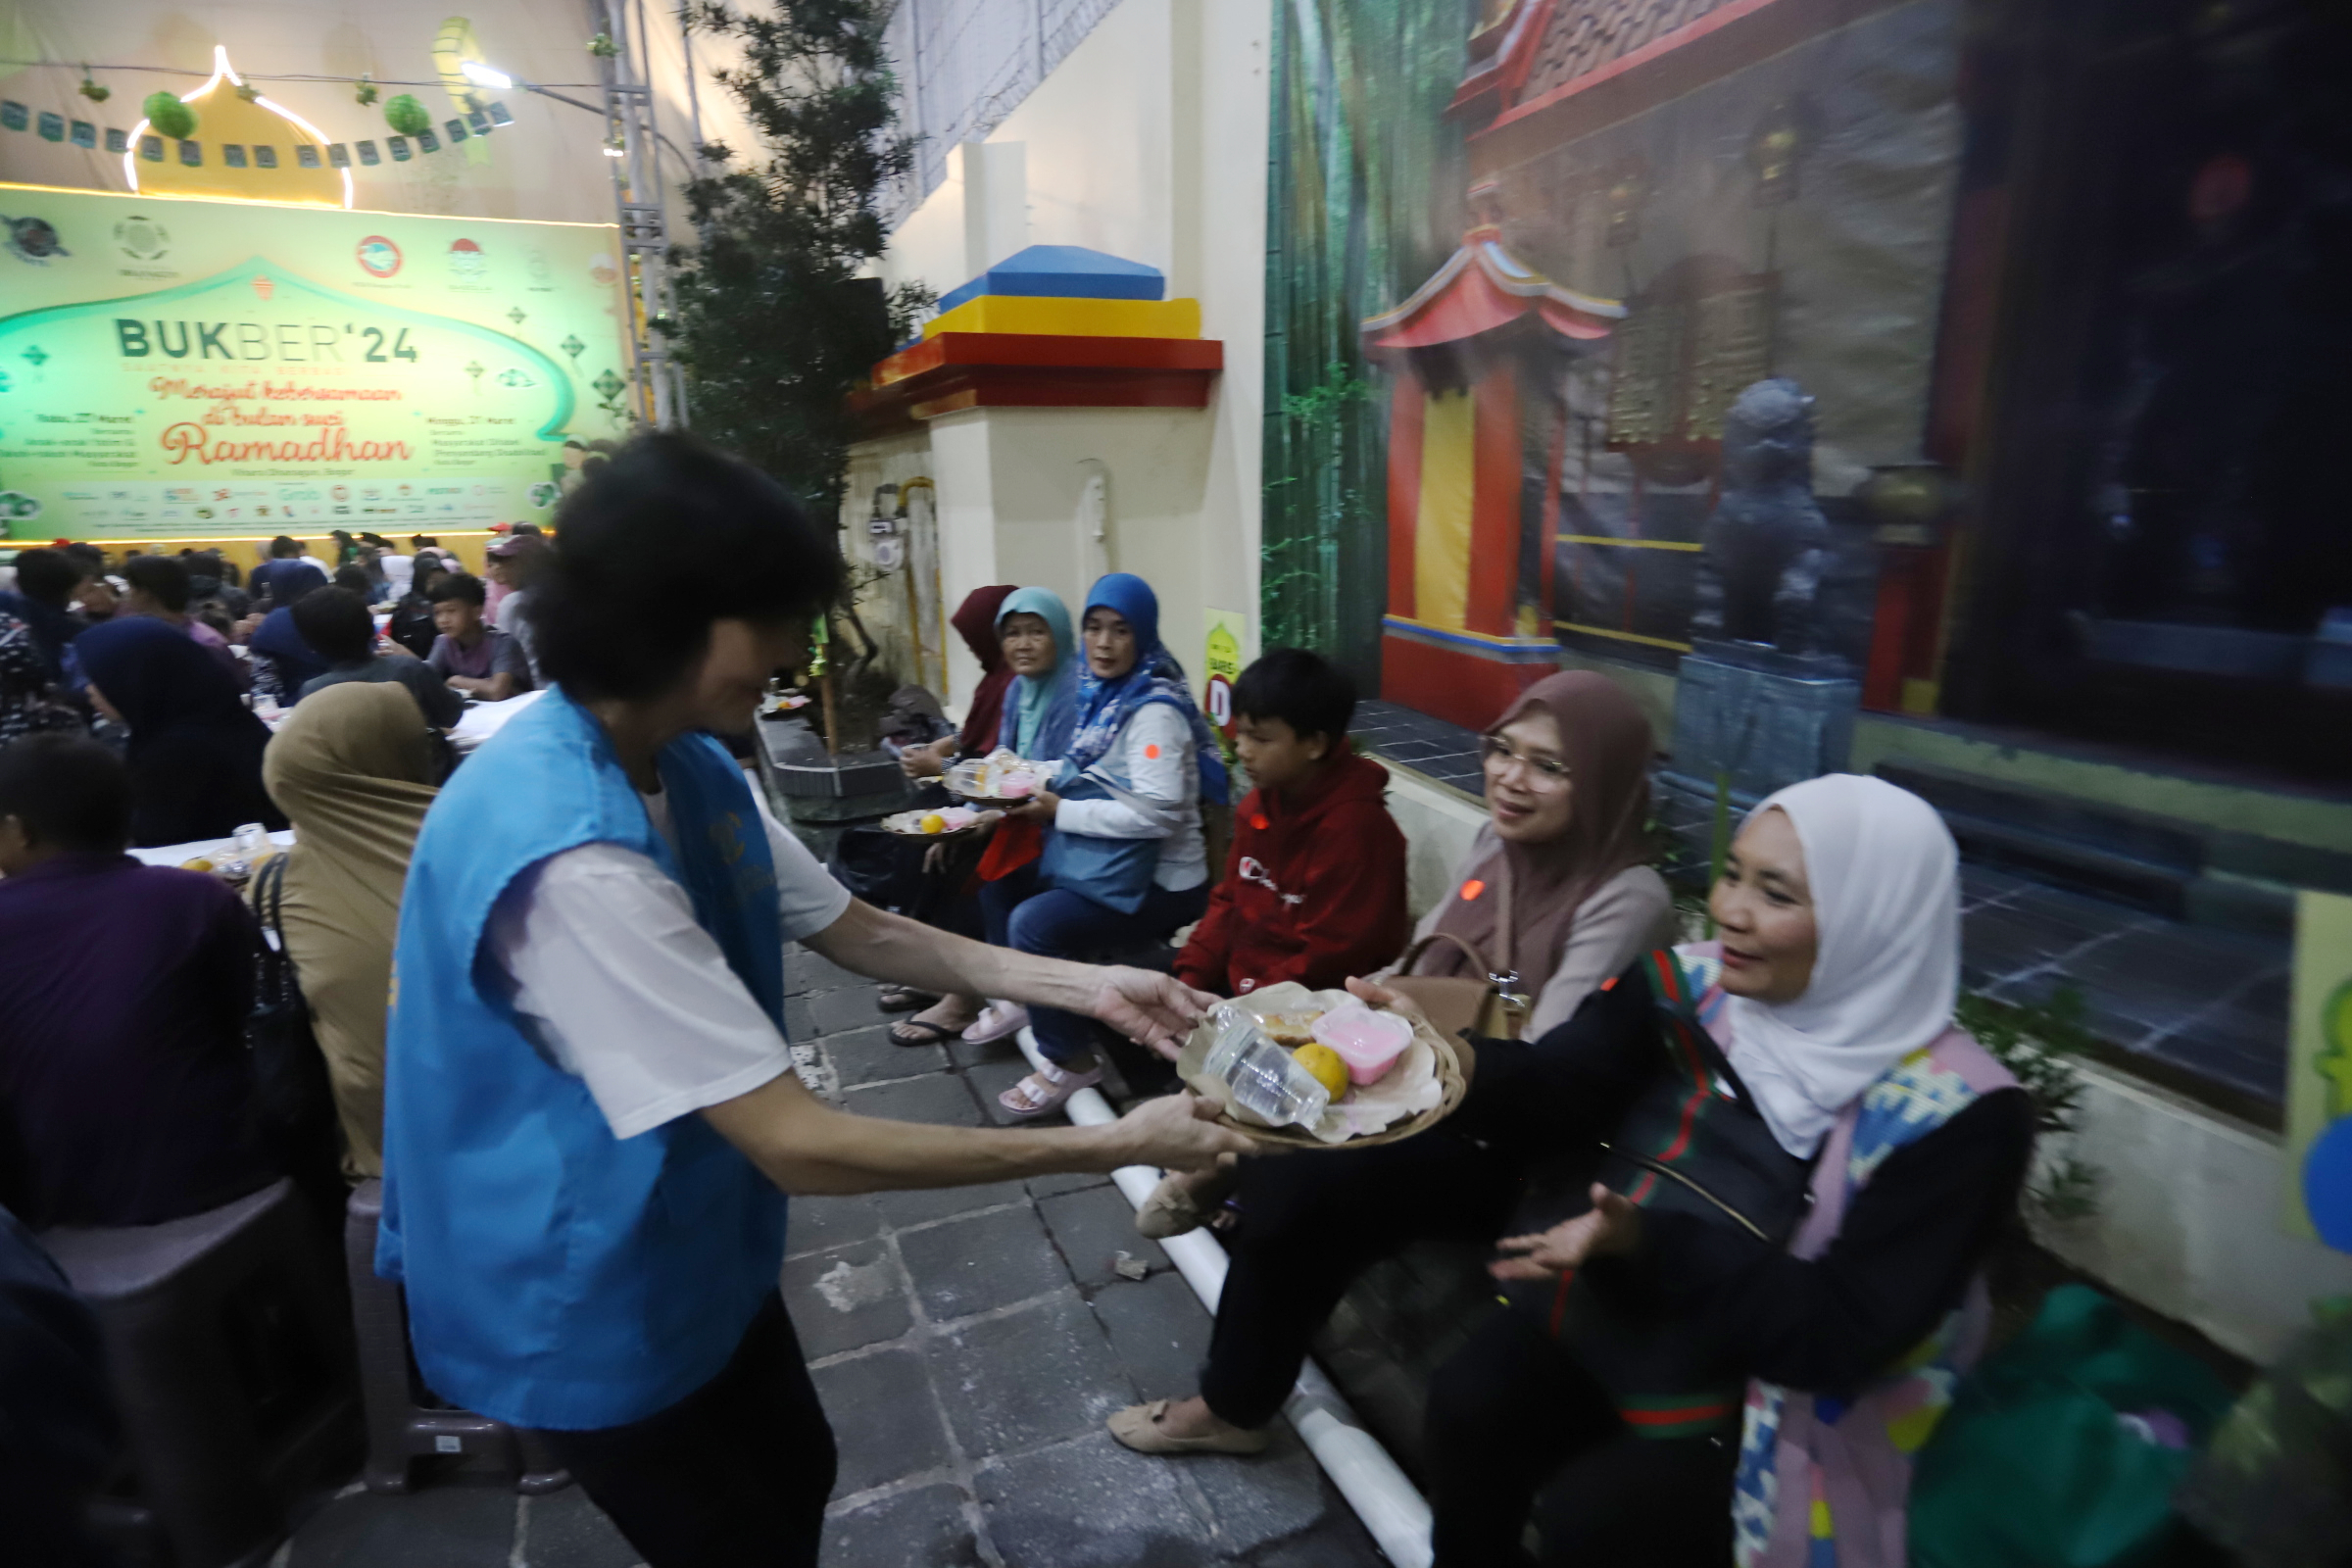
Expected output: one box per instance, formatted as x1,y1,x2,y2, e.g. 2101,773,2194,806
887,586,1079,1047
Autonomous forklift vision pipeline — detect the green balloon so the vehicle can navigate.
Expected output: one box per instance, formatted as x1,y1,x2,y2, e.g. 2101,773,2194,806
384,94,432,138
142,90,195,141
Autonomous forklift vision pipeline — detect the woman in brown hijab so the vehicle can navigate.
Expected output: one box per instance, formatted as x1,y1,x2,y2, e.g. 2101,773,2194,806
1108,669,1678,1460
897,584,1019,780
256,681,440,1178
1402,669,1676,1036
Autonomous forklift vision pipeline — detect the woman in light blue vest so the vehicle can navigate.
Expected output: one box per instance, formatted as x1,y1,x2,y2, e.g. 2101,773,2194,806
985,573,1232,1118
376,436,1249,1568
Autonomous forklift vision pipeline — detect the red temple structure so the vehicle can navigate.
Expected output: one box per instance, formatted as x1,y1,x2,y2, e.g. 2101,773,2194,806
1362,184,1622,725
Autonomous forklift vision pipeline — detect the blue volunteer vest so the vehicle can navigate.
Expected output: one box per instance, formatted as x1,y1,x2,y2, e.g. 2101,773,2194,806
375,686,789,1431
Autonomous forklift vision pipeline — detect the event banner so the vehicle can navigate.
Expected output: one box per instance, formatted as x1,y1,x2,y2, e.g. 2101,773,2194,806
0,183,633,538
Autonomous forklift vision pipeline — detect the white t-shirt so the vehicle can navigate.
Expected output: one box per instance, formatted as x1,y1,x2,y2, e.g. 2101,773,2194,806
484,780,852,1140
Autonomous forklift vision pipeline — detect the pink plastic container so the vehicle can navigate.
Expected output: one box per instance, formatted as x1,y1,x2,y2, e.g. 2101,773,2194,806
1310,1002,1414,1086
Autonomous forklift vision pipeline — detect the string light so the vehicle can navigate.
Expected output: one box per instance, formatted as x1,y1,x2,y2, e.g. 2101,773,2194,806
121,45,354,210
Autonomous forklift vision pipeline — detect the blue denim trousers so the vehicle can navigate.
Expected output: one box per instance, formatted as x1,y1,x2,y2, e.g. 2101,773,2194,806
979,864,1208,1067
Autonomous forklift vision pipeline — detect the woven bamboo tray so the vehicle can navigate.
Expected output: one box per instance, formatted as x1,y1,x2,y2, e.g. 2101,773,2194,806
1174,994,1468,1151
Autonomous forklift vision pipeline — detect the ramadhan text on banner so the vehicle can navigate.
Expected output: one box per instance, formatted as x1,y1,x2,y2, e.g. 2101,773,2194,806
0,184,632,538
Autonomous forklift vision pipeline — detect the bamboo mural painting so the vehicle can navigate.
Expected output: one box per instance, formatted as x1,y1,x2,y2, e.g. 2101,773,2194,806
1260,0,1471,685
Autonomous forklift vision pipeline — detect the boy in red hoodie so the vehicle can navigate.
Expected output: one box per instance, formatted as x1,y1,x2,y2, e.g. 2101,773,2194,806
1175,649,1408,998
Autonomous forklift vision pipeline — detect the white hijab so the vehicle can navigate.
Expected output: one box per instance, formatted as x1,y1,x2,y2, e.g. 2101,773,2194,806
1724,774,1961,1158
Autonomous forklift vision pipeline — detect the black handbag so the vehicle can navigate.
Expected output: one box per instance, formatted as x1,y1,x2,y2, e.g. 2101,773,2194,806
247,856,344,1190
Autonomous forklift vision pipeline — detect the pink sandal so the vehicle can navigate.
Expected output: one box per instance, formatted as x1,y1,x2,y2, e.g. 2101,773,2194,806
961,1001,1031,1045
998,1059,1102,1119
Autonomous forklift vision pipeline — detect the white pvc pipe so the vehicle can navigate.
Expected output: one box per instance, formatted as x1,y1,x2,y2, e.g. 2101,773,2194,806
1018,1031,1437,1567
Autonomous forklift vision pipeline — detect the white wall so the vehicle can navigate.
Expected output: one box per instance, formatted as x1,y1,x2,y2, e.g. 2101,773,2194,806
2035,1061,2352,1363
865,0,1272,718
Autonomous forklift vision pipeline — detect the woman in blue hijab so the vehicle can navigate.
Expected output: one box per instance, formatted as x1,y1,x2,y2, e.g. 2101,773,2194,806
986,573,1230,1118
887,586,1084,1048
74,615,283,847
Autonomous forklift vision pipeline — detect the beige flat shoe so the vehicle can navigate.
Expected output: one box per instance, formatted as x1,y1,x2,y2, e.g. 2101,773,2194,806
1107,1399,1270,1456
1136,1173,1209,1240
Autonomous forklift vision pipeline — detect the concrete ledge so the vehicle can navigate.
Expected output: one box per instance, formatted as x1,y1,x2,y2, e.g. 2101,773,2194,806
2034,1058,2352,1363
1375,761,1488,921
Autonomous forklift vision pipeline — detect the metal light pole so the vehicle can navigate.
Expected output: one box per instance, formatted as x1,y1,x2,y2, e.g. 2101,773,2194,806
589,0,686,429
466,24,693,431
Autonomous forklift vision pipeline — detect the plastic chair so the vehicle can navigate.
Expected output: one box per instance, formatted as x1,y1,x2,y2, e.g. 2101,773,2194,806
41,1178,359,1568
342,1180,569,1494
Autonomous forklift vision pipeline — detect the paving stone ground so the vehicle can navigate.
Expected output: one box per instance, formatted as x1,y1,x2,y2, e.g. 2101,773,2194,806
271,949,1386,1568
785,950,1385,1568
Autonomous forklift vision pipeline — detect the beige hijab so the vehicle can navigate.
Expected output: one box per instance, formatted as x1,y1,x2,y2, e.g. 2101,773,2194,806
258,682,439,1178
1409,670,1655,998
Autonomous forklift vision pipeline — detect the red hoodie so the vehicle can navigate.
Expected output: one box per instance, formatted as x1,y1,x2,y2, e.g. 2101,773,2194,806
1175,745,1410,998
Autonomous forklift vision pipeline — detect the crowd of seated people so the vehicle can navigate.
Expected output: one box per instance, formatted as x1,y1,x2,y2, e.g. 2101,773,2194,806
861,584,2032,1565
0,437,2035,1568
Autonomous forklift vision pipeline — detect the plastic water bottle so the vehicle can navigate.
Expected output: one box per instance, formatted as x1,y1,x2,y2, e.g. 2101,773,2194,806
1202,1007,1330,1129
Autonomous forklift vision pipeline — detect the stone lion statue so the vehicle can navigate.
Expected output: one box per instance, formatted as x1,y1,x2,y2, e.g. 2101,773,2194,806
1689,378,1832,658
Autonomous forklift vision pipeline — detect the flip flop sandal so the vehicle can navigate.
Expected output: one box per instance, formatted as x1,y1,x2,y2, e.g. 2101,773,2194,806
877,986,938,1013
997,1061,1102,1119
960,1002,1031,1045
887,1017,965,1049
1106,1400,1270,1456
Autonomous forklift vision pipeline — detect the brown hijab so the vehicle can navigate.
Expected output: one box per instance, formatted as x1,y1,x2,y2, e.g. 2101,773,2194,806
256,681,440,1178
1410,670,1655,997
951,584,1018,755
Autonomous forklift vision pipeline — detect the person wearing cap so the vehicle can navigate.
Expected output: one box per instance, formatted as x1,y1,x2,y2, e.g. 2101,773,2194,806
482,527,518,625
483,534,549,687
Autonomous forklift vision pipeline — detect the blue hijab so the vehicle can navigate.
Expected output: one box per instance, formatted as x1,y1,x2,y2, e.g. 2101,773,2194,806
1066,573,1229,805
996,587,1079,760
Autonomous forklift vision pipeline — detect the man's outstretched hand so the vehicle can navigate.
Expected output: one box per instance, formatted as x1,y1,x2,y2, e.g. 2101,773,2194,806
1111,1092,1253,1172
1085,967,1218,1060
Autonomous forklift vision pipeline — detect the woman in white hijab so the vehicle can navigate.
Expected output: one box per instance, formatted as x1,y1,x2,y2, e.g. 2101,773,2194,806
1390,774,2033,1568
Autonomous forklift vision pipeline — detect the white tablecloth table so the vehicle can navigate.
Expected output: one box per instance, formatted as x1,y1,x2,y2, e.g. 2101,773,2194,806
448,687,547,755
129,829,296,868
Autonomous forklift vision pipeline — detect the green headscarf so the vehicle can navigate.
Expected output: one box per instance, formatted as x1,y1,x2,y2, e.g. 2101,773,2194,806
996,586,1078,759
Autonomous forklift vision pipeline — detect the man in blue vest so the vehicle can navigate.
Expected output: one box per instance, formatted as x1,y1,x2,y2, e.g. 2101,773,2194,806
378,434,1250,1567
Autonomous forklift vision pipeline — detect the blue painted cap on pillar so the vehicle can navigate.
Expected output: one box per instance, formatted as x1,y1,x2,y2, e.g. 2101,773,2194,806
934,245,1166,314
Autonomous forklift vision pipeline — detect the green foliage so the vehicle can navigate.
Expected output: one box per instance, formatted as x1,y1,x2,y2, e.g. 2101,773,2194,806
1704,770,1732,937
1263,0,1477,681
1262,362,1376,651
354,74,379,108
1955,985,2103,1222
383,94,431,137
666,0,931,517
78,74,110,105
142,91,194,140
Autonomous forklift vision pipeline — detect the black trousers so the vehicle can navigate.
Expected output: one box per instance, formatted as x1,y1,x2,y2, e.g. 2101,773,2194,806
1425,1308,1738,1568
1199,1129,1524,1430
535,1294,837,1568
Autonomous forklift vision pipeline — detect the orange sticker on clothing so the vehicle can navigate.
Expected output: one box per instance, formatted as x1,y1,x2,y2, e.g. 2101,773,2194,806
1461,878,1487,902
1250,813,1270,831
1145,744,1161,760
